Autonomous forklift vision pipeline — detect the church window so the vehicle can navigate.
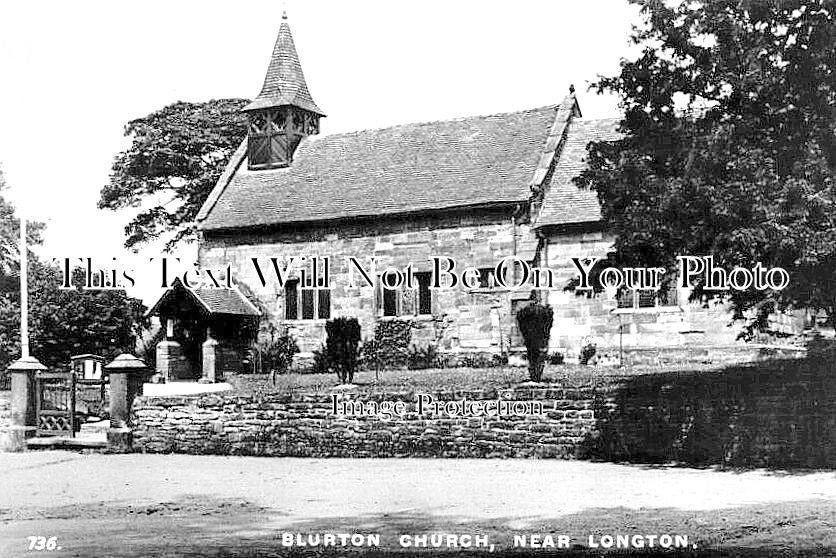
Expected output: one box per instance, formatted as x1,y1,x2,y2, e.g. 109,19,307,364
284,279,331,321
378,272,433,317
617,286,679,310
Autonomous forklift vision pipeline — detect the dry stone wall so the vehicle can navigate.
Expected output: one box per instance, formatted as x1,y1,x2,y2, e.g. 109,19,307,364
132,360,836,469
132,384,605,458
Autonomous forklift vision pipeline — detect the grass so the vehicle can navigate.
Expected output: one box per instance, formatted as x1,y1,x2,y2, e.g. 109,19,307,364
229,361,728,397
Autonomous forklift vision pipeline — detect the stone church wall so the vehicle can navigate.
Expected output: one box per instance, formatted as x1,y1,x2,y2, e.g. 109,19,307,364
201,214,802,364
200,208,533,356
541,228,804,362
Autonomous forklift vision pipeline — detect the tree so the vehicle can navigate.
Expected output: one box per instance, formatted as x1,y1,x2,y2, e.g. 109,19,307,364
0,168,146,371
580,0,836,334
0,262,147,371
516,303,554,382
0,166,43,276
99,99,248,251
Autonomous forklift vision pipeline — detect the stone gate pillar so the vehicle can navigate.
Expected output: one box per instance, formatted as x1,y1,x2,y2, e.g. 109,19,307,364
104,354,146,453
5,356,46,452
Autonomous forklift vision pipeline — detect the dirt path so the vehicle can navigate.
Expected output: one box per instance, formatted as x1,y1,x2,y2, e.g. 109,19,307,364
2,452,835,556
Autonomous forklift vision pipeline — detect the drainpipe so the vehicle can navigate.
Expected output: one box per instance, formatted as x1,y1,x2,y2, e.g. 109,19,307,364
503,204,526,357
511,203,524,285
537,228,548,306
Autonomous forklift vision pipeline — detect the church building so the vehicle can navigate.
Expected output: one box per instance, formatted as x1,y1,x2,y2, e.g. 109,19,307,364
150,14,800,380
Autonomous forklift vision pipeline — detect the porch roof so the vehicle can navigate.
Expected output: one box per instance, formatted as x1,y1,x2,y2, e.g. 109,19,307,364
146,279,261,318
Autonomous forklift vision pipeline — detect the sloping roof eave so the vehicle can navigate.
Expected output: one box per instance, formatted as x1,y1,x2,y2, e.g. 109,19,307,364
198,198,529,233
534,117,622,229
242,96,325,116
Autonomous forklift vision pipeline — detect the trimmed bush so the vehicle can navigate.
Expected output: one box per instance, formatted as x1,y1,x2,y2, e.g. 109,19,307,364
325,317,362,384
516,302,554,382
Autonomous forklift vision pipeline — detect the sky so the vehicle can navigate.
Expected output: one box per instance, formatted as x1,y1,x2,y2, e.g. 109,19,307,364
0,0,641,302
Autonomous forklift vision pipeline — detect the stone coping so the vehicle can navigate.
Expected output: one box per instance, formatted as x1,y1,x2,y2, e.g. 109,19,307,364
142,382,233,397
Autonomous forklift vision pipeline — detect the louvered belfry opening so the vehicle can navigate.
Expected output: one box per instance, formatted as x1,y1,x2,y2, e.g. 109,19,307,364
244,13,325,170
247,107,320,169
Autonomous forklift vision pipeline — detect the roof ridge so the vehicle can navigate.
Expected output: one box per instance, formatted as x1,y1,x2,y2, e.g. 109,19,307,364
569,116,623,124
312,104,560,140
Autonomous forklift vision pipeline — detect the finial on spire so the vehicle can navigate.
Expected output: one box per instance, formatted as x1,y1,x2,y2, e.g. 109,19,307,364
282,10,287,20
243,6,324,116
569,84,575,94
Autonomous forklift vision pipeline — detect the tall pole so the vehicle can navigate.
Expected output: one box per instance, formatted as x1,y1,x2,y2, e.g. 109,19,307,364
20,214,29,358
7,209,45,452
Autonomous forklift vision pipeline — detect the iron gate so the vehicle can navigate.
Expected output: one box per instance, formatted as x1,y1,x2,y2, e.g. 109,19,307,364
35,371,76,437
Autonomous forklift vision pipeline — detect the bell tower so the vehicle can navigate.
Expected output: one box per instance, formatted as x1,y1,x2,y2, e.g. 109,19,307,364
243,13,325,170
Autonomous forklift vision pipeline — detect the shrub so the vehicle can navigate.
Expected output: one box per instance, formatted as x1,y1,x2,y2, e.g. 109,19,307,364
310,346,331,375
516,302,554,382
361,319,412,369
491,352,509,367
257,323,299,379
579,342,597,365
548,352,565,365
359,338,381,369
262,334,299,377
137,326,165,373
325,317,362,384
407,343,441,370
456,352,508,368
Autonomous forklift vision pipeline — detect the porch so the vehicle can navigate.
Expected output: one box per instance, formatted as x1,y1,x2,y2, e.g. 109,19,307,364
146,279,260,383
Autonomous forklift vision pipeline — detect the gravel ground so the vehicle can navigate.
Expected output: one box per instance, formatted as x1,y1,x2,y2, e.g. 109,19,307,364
1,452,836,556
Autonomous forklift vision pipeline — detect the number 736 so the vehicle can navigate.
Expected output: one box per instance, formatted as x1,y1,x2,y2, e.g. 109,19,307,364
27,536,59,551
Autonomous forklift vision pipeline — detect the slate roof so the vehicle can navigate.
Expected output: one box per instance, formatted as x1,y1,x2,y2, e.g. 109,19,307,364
535,118,622,228
192,287,261,316
243,15,324,115
198,104,564,231
146,279,260,317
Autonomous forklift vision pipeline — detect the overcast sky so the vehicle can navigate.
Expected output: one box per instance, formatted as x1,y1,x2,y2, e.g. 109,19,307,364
0,0,640,301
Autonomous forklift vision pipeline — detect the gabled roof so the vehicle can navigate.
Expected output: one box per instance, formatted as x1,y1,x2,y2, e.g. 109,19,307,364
192,287,261,316
198,102,573,231
535,118,622,228
244,14,324,115
146,278,260,318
